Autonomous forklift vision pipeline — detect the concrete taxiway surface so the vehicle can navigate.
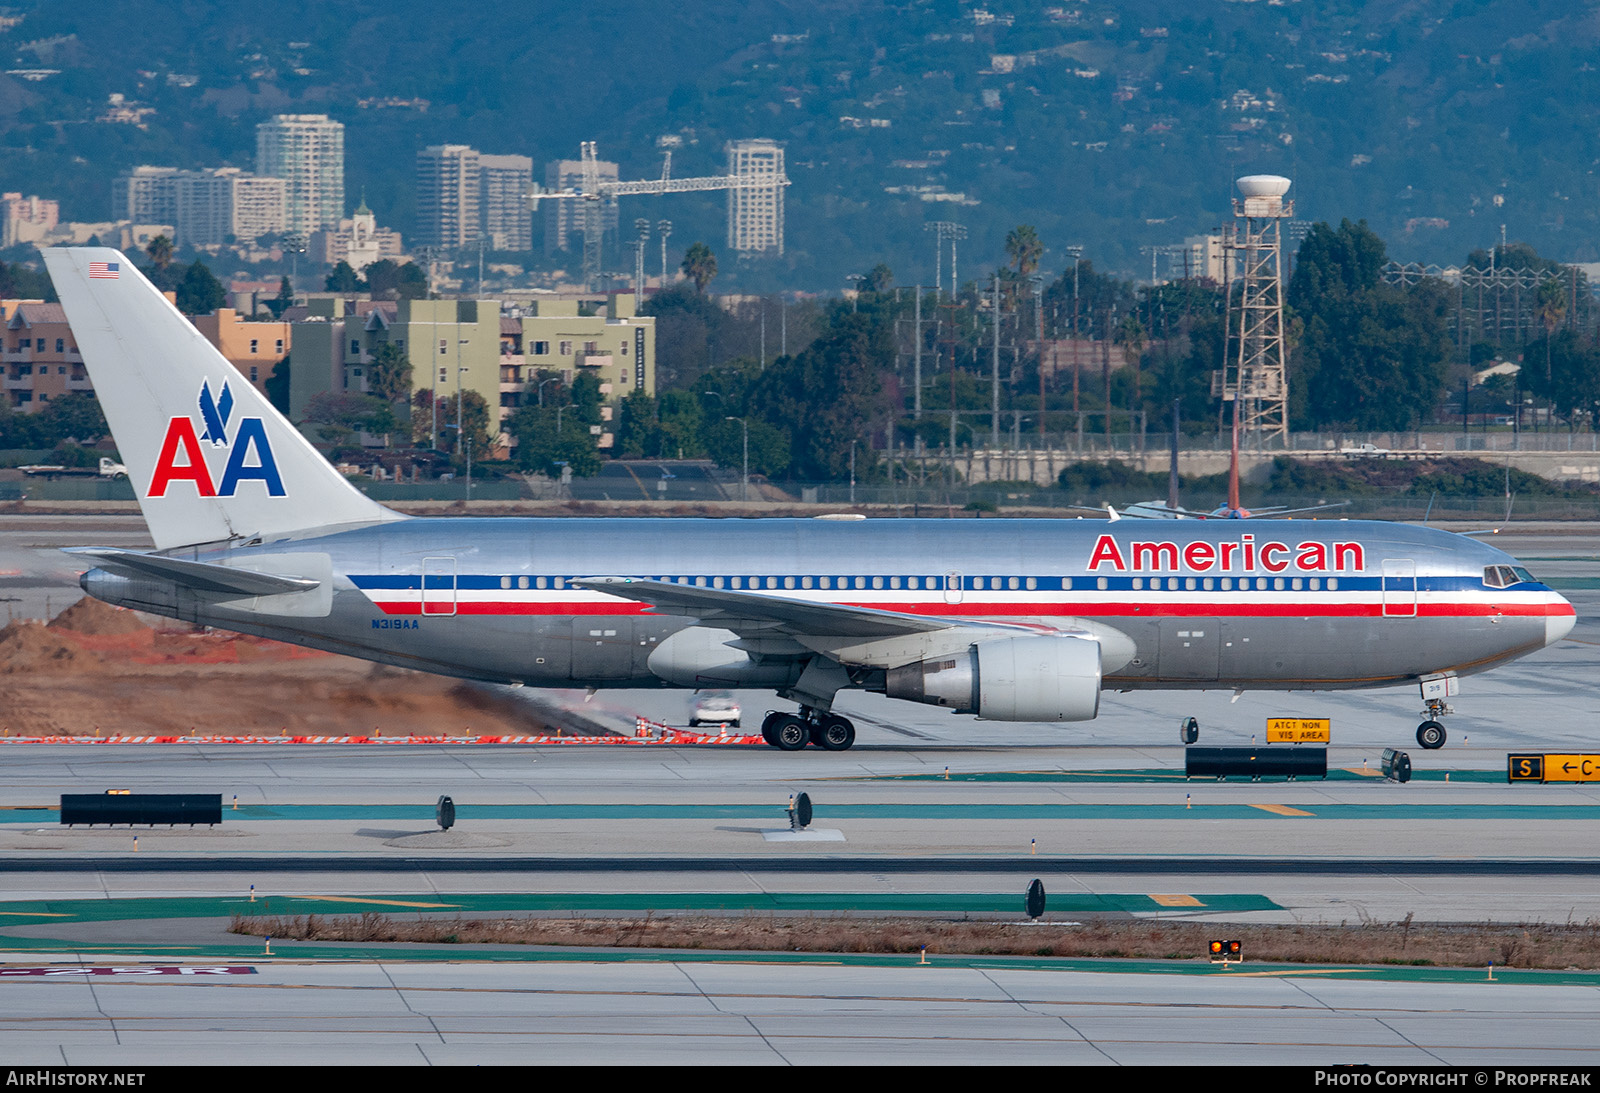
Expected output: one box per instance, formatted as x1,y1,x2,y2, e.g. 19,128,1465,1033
3,958,1598,1066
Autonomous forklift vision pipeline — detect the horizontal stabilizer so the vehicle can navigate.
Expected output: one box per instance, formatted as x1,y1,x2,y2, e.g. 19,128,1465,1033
63,547,322,597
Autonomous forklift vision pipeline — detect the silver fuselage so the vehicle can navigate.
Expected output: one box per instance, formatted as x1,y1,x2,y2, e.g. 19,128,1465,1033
80,517,1573,695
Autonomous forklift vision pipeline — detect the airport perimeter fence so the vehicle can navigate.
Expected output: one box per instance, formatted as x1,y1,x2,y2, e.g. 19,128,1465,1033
904,429,1600,457
785,480,1600,521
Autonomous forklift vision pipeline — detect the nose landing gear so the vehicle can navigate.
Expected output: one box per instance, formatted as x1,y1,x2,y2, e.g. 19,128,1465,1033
1416,698,1451,749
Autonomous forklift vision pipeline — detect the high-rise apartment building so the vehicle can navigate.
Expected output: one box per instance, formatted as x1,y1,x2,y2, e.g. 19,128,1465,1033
1,193,59,248
725,139,785,256
479,154,532,251
255,114,344,238
112,166,180,225
172,168,287,247
115,167,285,247
543,157,617,258
415,145,481,249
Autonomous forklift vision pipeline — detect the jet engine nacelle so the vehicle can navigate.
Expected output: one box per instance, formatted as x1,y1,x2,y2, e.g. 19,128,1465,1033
883,635,1102,722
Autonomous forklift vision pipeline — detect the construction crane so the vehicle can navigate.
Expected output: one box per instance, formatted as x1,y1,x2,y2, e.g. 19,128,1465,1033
527,141,790,290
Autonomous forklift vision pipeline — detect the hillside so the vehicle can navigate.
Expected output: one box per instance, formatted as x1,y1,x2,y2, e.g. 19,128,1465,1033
1,0,1596,289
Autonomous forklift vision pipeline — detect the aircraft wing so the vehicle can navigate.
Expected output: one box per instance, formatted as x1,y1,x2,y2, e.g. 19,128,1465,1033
573,576,953,638
63,547,322,597
573,576,1137,674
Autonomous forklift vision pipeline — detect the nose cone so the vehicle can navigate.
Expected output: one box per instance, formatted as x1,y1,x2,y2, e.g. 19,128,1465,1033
1546,597,1577,646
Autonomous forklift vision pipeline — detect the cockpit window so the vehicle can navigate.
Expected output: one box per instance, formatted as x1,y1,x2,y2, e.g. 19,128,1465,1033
1485,565,1537,588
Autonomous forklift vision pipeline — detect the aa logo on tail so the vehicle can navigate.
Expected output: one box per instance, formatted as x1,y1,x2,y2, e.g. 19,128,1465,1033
149,380,285,498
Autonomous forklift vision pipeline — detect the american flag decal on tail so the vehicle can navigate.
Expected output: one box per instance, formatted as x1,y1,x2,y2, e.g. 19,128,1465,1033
88,261,119,279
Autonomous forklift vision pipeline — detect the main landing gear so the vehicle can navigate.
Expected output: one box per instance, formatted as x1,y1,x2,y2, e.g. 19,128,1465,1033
760,708,857,751
1415,698,1452,749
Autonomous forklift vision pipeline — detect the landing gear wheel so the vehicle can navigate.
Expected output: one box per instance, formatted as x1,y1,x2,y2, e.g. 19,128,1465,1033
1180,716,1200,745
814,715,856,751
1416,720,1446,749
760,711,786,747
771,715,810,751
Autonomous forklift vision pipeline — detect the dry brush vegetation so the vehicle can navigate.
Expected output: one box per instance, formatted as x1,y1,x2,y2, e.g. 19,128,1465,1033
230,911,1600,970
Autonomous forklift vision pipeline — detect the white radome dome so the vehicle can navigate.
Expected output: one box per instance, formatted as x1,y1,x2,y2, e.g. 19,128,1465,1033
1236,175,1292,198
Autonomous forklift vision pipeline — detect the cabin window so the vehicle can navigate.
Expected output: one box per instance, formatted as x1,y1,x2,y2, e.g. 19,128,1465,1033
1221,577,1232,591
766,577,778,590
1309,578,1320,590
536,577,547,589
907,577,919,590
553,577,566,589
1514,567,1535,583
1096,577,1108,591
801,576,813,589
1132,577,1144,590
1292,578,1303,591
855,577,866,590
1327,578,1339,591
1273,578,1286,591
518,577,529,589
889,576,901,589
872,576,884,590
1202,578,1214,591
1185,578,1197,591
713,577,724,588
500,577,511,590
1007,577,1018,590
780,576,793,589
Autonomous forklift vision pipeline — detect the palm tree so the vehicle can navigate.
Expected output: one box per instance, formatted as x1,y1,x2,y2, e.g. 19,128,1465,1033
681,242,718,293
145,234,174,271
1005,225,1042,277
1537,278,1568,383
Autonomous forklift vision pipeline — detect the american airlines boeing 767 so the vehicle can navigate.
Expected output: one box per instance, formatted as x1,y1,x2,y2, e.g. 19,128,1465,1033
44,248,1575,751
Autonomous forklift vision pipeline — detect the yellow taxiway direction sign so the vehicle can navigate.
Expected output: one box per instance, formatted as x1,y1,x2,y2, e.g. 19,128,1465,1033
1265,718,1331,744
1508,753,1600,783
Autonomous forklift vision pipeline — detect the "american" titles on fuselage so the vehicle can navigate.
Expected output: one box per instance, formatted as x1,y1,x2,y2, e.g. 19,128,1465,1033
1087,533,1364,575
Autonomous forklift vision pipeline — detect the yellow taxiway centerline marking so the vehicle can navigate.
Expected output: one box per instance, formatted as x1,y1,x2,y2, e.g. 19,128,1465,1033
1342,768,1385,778
1150,895,1204,907
291,896,458,909
1250,804,1315,816
0,912,73,917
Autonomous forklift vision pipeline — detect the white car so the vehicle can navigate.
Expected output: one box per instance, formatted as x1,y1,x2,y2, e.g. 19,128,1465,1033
689,691,741,728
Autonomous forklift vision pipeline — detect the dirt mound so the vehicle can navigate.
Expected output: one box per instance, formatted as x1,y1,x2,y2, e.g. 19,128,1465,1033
0,621,99,674
48,596,150,636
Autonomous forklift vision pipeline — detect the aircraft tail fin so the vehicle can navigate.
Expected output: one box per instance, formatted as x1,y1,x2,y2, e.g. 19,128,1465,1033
44,247,404,550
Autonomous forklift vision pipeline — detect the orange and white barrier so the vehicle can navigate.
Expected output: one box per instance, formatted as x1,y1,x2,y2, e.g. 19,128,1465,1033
0,730,764,746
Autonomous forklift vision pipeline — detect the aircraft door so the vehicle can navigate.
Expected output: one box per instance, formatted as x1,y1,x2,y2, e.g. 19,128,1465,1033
421,556,456,616
944,571,964,605
1382,559,1417,618
1158,618,1221,680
